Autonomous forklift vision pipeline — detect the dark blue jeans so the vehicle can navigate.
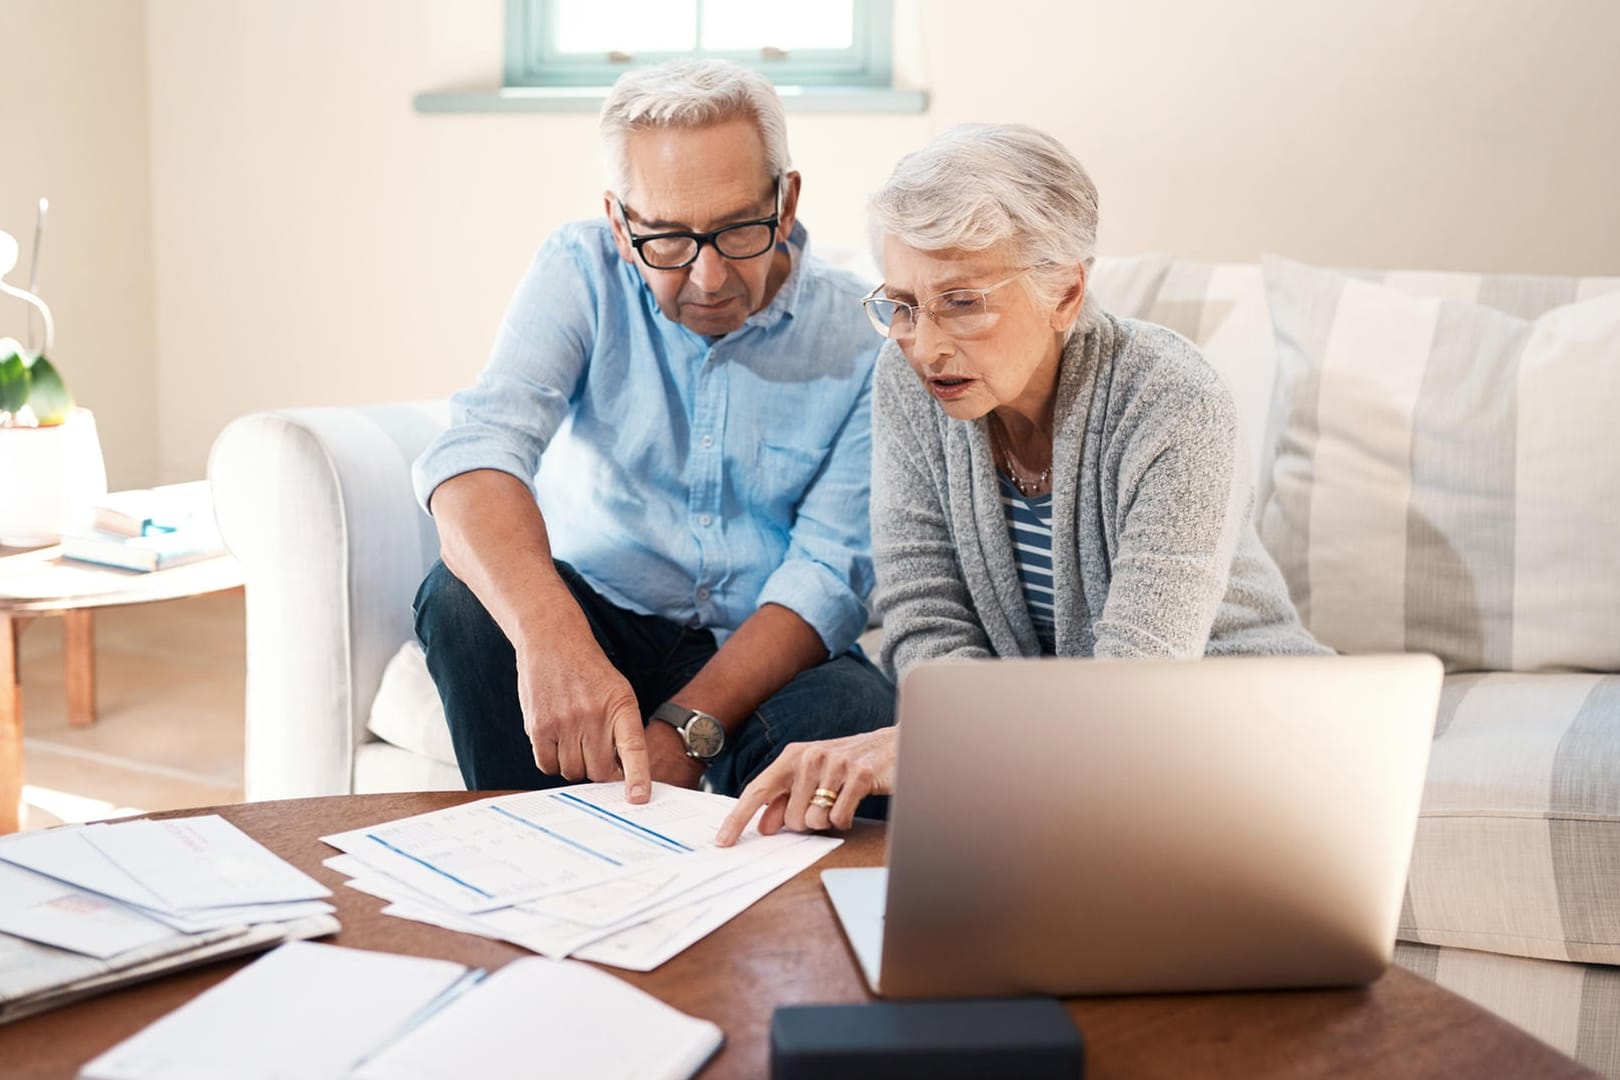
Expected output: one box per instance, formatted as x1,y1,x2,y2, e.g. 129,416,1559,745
413,560,894,807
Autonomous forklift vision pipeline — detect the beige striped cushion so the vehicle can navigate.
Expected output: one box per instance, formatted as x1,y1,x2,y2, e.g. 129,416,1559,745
1395,941,1619,1076
1401,673,1620,967
1092,257,1620,500
1257,256,1620,671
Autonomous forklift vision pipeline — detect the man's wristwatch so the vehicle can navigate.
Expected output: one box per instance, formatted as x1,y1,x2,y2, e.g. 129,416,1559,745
650,702,726,761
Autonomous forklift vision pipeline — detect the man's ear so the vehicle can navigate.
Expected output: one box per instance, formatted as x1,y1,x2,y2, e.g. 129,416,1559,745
603,190,636,264
776,170,803,241
1049,263,1087,333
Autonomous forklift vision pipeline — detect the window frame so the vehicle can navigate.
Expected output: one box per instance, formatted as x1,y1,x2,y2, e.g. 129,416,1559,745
504,0,895,89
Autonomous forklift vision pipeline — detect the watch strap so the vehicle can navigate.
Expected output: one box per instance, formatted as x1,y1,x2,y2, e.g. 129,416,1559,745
651,702,696,732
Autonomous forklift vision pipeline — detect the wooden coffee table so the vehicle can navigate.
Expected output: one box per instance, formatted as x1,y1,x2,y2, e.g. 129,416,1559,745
0,544,244,833
0,792,1596,1079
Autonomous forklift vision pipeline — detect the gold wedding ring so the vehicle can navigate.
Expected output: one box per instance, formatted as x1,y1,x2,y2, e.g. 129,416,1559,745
810,787,840,809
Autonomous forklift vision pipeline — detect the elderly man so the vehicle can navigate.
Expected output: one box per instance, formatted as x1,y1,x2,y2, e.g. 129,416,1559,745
412,59,891,806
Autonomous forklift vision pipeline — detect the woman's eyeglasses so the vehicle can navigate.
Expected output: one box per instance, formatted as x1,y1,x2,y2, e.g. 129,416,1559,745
860,269,1032,341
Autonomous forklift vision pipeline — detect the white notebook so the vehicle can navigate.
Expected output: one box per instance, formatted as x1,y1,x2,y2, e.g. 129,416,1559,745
353,955,723,1080
79,941,722,1080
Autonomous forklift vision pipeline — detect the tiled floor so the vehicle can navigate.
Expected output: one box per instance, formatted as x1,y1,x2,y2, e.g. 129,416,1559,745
16,590,245,829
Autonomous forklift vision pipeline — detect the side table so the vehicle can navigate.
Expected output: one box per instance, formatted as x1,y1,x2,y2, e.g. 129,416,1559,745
0,544,244,833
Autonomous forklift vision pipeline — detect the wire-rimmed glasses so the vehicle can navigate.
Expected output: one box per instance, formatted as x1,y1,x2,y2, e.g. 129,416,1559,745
860,269,1032,341
617,178,783,270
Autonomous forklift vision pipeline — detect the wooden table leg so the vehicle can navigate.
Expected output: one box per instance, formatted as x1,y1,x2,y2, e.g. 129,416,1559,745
1,613,21,833
65,609,96,728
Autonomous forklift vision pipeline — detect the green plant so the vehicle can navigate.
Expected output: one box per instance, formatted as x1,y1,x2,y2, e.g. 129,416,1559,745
0,337,72,427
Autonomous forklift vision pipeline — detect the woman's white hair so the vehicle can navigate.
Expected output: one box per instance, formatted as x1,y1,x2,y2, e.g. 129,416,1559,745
599,59,791,199
869,123,1101,334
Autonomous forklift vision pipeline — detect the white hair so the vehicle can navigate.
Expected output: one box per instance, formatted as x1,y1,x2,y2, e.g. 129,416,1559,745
599,59,791,199
868,123,1101,333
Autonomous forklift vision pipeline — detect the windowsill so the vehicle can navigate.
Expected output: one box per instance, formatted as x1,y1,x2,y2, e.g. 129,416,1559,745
413,85,927,115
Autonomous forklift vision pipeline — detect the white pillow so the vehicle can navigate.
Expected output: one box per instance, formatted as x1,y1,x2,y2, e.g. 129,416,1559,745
1259,256,1620,672
367,641,458,766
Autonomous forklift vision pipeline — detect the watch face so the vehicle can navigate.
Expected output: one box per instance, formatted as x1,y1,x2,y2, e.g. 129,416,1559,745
685,713,725,759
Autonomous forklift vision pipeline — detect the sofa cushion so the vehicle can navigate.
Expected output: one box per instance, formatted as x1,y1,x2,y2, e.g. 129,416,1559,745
1088,253,1174,321
367,640,458,768
1095,259,1620,497
1258,257,1620,671
1403,674,1620,966
355,739,464,794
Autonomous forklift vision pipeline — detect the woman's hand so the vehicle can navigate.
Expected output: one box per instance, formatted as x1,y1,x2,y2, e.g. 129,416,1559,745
715,728,898,846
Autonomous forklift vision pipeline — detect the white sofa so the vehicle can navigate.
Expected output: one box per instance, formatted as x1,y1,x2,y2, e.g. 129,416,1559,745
209,253,1620,1076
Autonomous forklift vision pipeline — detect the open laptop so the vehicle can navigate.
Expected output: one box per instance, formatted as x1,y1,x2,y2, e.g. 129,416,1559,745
823,653,1443,998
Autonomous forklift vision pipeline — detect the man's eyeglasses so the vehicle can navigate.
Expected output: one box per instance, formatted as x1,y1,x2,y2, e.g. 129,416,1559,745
617,178,783,271
860,269,1032,341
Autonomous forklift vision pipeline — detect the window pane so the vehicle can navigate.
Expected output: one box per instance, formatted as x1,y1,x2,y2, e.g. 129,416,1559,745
552,0,697,55
699,0,855,52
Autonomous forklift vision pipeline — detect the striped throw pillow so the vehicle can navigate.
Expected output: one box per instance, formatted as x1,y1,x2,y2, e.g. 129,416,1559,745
1258,256,1620,672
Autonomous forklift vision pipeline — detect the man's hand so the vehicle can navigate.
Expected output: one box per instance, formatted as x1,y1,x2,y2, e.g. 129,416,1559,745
516,622,650,803
646,720,706,790
715,727,897,846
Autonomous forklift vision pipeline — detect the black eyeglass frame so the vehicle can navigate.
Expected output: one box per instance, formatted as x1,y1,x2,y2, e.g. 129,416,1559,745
616,177,784,270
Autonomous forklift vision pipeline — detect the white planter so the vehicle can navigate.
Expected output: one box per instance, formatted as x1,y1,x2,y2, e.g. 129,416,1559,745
0,407,108,546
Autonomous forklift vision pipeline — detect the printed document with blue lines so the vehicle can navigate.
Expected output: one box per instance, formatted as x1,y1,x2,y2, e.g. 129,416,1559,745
318,782,809,915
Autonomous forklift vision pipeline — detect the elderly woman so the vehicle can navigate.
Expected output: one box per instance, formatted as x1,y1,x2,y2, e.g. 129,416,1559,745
715,123,1324,846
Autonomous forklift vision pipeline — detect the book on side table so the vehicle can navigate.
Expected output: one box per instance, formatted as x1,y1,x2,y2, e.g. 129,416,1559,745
59,525,227,572
92,481,213,538
59,480,226,572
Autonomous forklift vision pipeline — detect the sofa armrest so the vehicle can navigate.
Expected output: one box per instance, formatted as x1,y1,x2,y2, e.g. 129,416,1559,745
208,402,449,799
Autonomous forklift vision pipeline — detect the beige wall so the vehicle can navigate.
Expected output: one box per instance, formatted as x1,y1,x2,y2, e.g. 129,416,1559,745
0,0,159,489
22,0,1620,481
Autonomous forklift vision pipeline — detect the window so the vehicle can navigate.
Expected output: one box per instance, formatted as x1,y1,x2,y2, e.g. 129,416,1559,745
505,0,895,89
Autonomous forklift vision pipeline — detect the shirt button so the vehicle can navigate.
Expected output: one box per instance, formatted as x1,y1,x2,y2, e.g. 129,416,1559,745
698,513,713,527
687,614,703,629
701,435,714,450
697,587,711,602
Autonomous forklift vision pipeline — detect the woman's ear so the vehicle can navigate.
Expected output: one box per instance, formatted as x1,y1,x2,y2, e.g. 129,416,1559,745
1049,264,1087,333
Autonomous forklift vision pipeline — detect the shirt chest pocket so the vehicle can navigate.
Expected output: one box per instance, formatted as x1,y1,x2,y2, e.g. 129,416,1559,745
740,440,830,518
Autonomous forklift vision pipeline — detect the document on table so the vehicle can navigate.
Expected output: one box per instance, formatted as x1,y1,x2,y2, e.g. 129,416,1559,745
0,826,164,909
80,816,332,910
0,825,332,930
79,942,722,1080
572,836,841,972
1,914,338,1027
350,955,722,1080
319,784,844,970
321,782,787,914
0,861,178,959
368,834,840,969
78,942,472,1080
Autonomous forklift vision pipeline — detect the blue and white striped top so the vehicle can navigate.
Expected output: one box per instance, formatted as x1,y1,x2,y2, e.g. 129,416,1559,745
998,474,1057,654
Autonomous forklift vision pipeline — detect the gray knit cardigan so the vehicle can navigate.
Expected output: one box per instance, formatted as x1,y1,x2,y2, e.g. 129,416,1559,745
871,312,1327,678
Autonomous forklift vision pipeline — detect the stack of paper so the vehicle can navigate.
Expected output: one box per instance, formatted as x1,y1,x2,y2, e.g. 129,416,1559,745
81,941,723,1080
322,782,838,971
0,816,339,1022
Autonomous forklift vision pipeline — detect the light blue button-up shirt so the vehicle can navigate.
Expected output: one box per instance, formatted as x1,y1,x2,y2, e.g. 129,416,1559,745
413,218,880,656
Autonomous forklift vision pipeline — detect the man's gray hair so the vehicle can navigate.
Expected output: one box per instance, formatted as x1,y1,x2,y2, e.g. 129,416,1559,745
599,59,790,199
869,123,1101,332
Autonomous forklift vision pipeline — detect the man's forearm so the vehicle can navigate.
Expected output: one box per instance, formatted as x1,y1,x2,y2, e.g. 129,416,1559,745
671,603,828,733
428,469,579,649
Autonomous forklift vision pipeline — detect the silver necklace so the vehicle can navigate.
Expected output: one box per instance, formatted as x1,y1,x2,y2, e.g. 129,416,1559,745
991,420,1051,498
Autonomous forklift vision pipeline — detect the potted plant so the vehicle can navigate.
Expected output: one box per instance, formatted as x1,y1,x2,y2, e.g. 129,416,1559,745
0,206,107,547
